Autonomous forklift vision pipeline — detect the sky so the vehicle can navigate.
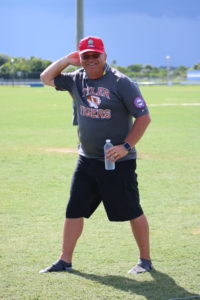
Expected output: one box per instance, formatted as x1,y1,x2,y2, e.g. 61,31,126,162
1,0,200,67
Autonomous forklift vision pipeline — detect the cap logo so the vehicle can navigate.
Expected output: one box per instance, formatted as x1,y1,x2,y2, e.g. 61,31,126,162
88,39,95,48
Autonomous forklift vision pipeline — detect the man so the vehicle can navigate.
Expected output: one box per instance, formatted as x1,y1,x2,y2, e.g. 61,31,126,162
39,36,152,274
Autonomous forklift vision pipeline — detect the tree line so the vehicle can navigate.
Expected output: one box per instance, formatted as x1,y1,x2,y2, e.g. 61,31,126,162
0,54,51,79
0,53,200,81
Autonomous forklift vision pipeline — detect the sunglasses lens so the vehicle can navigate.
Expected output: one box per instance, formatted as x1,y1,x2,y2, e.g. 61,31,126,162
93,53,101,58
81,53,101,60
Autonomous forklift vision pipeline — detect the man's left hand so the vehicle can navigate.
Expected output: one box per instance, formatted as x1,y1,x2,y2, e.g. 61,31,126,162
105,145,128,162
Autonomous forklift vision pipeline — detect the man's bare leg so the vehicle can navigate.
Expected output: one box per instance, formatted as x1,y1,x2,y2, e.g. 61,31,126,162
130,214,150,259
128,214,152,274
60,217,84,263
39,217,83,273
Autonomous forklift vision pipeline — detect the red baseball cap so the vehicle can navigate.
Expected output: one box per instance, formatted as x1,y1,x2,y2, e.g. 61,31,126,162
79,36,105,54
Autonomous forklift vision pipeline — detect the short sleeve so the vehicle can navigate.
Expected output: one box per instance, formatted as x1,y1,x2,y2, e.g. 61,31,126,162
54,73,74,92
117,77,149,118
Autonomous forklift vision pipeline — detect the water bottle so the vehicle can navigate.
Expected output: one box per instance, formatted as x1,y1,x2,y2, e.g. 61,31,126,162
104,139,115,170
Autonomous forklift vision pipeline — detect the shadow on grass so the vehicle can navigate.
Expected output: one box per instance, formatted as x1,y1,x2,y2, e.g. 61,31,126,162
70,269,198,300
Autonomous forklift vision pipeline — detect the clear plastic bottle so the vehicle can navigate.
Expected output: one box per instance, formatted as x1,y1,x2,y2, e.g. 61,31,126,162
104,139,115,170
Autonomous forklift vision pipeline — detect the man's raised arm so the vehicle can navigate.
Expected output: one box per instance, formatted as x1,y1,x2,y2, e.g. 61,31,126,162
40,51,81,87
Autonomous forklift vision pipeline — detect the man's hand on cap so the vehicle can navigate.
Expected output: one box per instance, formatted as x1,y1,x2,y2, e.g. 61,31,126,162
66,51,81,66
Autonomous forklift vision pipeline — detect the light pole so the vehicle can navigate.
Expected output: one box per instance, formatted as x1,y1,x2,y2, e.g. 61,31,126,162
76,0,84,50
165,55,172,85
11,58,15,86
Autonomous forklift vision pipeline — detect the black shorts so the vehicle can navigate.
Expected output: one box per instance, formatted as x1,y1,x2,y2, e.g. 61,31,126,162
66,155,143,221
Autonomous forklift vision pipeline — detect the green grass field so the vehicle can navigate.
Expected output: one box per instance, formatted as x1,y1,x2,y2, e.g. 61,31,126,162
0,85,200,300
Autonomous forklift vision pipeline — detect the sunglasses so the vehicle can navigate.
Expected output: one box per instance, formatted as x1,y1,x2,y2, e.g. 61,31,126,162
81,53,102,60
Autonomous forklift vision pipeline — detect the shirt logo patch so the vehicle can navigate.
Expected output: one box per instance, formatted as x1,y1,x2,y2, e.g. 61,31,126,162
134,97,146,109
87,95,101,108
